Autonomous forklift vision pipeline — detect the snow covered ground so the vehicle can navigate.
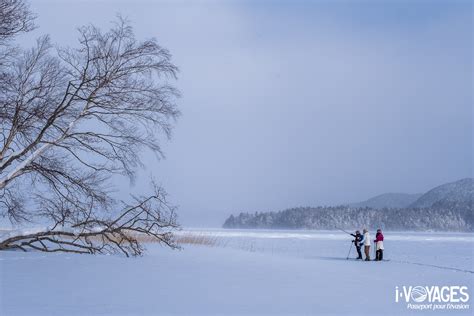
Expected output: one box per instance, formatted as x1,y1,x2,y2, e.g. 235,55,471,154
1,229,473,315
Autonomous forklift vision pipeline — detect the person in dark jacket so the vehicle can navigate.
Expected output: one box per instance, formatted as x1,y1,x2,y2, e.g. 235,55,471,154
350,230,364,260
374,229,384,261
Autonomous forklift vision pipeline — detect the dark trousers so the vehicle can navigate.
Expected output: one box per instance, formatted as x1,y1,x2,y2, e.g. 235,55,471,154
356,246,362,259
376,249,383,261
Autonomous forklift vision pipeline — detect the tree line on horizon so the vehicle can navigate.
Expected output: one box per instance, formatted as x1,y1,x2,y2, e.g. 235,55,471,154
223,200,473,232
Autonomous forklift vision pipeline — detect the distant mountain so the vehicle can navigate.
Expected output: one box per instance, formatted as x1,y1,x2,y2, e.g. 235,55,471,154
223,178,474,232
349,193,422,209
223,201,473,231
409,178,473,209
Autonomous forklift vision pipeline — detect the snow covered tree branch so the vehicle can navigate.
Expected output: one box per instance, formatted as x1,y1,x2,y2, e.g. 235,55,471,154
0,1,181,255
0,186,179,256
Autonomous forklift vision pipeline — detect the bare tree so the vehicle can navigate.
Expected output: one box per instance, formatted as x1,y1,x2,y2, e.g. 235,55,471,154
0,0,35,42
0,1,180,256
0,0,35,69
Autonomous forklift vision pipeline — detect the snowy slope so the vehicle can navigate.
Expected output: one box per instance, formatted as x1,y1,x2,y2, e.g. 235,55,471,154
1,229,472,316
410,178,474,208
349,193,423,209
224,178,474,231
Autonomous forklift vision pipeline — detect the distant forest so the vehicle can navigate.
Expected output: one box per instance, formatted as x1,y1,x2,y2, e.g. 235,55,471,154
223,200,473,232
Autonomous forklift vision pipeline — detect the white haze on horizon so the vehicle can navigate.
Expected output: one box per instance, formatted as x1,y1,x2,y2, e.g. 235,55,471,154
11,0,473,227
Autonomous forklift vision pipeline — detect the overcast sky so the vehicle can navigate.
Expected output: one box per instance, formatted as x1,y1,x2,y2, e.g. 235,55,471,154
22,0,473,226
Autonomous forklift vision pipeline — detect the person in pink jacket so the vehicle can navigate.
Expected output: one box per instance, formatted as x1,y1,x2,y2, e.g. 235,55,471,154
374,229,384,261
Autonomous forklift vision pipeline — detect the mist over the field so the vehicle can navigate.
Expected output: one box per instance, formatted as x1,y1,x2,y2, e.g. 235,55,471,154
18,0,472,227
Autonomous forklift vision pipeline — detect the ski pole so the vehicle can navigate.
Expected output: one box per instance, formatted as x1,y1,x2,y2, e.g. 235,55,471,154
338,228,353,236
346,241,353,260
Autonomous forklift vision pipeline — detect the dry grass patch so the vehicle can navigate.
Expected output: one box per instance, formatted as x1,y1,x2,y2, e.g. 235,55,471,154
128,231,224,248
175,233,220,247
